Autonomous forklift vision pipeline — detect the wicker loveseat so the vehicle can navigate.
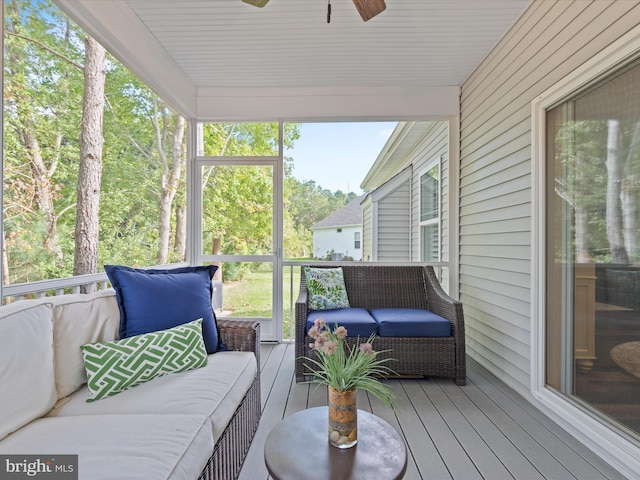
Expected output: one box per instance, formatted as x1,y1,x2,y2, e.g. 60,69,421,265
295,264,466,385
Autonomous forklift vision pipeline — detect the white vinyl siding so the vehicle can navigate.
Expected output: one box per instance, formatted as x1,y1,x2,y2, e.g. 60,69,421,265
376,181,411,261
361,196,372,261
313,226,362,260
459,0,640,399
409,122,449,266
361,168,412,262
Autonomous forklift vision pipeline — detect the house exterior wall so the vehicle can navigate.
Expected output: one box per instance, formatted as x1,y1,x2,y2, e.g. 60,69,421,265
459,0,640,398
360,168,412,262
312,226,362,260
376,181,411,261
361,197,373,261
408,122,450,291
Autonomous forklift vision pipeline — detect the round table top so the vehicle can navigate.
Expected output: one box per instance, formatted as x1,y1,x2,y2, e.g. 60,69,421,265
264,407,407,480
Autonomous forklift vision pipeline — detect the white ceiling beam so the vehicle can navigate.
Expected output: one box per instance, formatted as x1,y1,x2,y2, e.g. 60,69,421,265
196,86,460,122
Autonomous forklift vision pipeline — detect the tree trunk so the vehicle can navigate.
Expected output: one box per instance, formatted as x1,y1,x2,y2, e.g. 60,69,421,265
605,119,628,264
74,35,106,276
575,208,590,264
2,236,10,286
157,114,186,264
174,202,187,260
20,124,64,265
574,150,589,263
212,237,222,281
621,122,640,263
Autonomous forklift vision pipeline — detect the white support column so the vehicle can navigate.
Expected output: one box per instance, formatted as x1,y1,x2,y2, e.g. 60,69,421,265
448,114,461,300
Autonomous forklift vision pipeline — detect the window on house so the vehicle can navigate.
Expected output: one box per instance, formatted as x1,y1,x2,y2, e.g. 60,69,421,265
545,57,640,438
354,232,361,249
337,228,342,233
420,161,440,262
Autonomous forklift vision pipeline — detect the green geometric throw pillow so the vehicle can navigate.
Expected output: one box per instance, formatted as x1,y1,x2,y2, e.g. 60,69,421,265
304,267,350,311
81,319,208,402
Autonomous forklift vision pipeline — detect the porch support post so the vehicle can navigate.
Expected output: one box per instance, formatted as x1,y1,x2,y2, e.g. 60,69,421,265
448,114,461,299
186,118,199,266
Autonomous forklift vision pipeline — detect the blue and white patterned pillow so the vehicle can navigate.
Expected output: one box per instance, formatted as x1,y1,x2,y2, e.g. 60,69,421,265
304,267,350,311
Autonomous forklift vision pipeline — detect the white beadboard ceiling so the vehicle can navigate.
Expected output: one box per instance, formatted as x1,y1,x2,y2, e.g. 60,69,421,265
55,0,531,120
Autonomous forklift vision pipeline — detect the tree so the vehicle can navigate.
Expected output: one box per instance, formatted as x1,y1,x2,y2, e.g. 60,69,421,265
621,122,640,263
155,102,185,264
200,123,300,280
555,120,607,263
605,119,628,263
4,0,84,280
74,35,106,276
555,118,640,265
286,178,356,230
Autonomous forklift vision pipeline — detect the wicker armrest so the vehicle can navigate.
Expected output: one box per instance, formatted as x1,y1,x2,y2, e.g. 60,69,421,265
423,266,465,335
295,289,309,336
295,289,308,308
424,267,462,318
218,319,260,363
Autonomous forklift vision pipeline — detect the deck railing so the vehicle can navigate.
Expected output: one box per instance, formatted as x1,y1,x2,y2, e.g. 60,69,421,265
2,261,448,342
1,262,190,304
2,272,110,303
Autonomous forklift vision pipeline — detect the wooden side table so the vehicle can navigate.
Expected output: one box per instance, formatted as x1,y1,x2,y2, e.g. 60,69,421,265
264,407,407,480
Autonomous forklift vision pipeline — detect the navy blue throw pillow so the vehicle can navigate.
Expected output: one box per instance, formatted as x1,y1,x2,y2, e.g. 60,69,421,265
105,265,224,354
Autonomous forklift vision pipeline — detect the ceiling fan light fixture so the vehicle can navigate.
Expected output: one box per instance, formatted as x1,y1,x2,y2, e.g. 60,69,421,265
242,0,270,7
352,0,386,21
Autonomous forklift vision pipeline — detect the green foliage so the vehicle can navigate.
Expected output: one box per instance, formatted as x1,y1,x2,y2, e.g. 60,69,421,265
3,0,188,282
2,1,357,286
286,178,356,231
554,119,640,263
283,178,355,259
302,319,396,407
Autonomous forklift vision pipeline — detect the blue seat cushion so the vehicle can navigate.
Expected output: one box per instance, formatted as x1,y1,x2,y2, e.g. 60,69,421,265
307,308,378,338
370,308,451,337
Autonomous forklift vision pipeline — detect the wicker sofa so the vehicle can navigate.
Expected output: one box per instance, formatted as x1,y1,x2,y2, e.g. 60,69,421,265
295,264,466,385
0,289,260,480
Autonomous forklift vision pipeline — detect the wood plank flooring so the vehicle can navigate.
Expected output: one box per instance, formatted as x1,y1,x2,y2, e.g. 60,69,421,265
238,343,627,480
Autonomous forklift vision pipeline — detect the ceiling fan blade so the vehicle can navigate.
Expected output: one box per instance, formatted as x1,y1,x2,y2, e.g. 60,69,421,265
242,0,270,7
352,0,386,21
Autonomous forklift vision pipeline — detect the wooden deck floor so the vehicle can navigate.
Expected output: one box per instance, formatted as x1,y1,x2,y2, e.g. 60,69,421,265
238,343,627,480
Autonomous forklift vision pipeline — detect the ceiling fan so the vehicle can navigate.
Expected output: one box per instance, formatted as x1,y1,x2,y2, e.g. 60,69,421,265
242,0,387,22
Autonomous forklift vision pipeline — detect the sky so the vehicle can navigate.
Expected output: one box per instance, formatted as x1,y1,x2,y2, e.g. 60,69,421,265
284,122,397,195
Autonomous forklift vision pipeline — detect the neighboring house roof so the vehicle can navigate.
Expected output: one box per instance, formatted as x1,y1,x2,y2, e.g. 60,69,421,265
311,195,365,230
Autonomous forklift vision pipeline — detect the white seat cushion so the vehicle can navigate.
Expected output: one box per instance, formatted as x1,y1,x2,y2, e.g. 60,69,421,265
0,414,213,480
50,290,120,398
0,303,57,440
48,351,257,442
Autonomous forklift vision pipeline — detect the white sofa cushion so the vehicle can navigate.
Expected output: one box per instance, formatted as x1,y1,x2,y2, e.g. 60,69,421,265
0,414,213,480
50,290,120,398
0,303,57,441
48,351,257,442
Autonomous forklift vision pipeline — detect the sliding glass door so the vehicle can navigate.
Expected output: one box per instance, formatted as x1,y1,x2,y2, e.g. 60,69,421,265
545,59,640,437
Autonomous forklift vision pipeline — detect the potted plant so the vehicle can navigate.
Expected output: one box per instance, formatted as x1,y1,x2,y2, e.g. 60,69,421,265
303,318,396,448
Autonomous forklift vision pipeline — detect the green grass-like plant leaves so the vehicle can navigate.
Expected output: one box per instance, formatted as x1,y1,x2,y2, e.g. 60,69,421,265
301,319,396,407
